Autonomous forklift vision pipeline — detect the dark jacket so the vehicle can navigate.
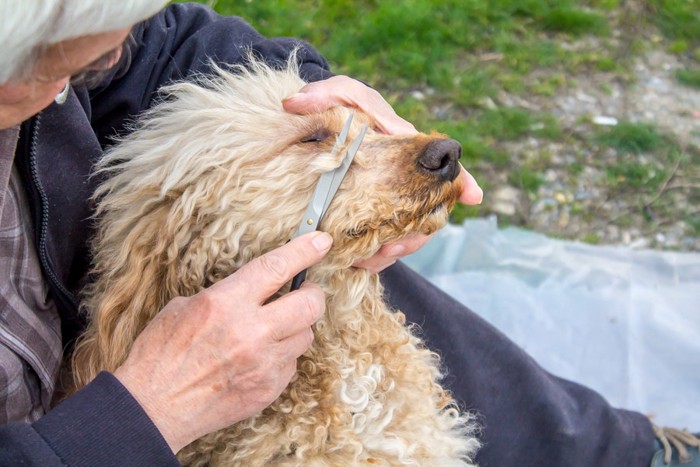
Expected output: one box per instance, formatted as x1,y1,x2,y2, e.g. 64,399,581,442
0,3,331,465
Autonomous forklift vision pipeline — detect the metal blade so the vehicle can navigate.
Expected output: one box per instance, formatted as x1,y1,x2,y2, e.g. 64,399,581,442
320,123,368,216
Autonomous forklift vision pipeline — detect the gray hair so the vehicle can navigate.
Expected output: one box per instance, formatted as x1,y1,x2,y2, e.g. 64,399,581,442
0,0,169,83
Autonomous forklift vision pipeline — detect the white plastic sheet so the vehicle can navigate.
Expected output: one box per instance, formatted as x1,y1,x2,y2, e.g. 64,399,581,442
403,217,700,429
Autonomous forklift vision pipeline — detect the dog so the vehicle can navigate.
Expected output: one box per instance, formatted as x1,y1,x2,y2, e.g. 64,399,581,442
70,56,480,466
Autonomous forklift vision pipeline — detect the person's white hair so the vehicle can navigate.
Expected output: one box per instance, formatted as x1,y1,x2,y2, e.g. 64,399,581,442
0,0,169,83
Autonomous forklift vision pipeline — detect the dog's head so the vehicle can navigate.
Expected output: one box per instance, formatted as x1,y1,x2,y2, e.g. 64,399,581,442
263,108,464,272
95,58,463,290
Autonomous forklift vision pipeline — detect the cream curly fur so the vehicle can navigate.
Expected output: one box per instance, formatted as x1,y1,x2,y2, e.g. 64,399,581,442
70,56,480,465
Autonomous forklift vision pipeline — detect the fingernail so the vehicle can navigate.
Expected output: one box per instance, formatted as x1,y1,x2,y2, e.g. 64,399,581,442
386,244,406,257
476,187,484,204
311,232,333,252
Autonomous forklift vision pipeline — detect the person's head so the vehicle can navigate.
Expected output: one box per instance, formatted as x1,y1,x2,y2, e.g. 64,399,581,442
0,0,169,129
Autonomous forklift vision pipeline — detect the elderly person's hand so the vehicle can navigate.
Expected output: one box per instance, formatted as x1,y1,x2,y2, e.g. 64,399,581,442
114,232,332,452
283,75,483,273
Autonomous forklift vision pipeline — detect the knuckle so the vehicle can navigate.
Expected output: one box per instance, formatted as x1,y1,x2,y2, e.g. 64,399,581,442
169,295,190,309
246,321,271,344
367,85,382,99
404,242,424,255
233,343,259,370
276,360,297,386
333,75,352,86
258,252,290,284
236,339,269,370
299,288,325,324
261,315,284,342
257,362,296,402
193,288,218,312
259,383,284,405
302,328,315,349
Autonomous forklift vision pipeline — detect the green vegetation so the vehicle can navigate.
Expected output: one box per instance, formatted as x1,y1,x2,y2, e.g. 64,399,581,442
594,122,669,154
539,7,609,36
192,0,698,248
604,158,668,190
207,0,619,91
509,166,546,194
647,0,700,45
202,0,697,145
676,69,700,89
582,232,602,244
690,216,700,236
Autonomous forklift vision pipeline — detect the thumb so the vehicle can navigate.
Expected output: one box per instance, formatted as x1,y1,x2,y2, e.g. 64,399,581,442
210,231,333,303
457,166,484,205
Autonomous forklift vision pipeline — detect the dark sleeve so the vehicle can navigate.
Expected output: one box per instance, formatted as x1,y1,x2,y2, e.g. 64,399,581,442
0,372,179,467
90,2,333,145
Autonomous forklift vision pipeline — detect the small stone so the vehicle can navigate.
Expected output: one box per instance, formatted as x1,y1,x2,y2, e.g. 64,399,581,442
557,210,570,228
593,115,618,126
622,231,631,245
491,186,521,216
629,238,650,249
545,169,558,182
479,96,498,110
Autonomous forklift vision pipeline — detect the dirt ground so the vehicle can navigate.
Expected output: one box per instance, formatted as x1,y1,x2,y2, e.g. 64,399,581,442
478,47,699,251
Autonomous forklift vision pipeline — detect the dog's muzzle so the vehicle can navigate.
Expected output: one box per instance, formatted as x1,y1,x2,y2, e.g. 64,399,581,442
417,138,462,182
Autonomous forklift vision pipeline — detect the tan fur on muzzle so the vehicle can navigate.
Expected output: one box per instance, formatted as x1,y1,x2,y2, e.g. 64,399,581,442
70,55,480,466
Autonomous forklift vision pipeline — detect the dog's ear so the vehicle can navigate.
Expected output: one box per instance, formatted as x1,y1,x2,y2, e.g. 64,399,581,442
73,200,196,386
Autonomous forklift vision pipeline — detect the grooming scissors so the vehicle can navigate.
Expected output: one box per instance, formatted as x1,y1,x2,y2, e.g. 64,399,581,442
290,114,369,291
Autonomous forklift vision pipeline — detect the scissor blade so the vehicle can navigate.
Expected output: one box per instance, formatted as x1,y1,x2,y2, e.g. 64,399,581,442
320,123,369,216
330,114,354,156
289,116,367,291
291,170,334,238
291,116,367,239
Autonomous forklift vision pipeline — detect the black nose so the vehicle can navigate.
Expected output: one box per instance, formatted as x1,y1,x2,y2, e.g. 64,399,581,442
417,138,462,181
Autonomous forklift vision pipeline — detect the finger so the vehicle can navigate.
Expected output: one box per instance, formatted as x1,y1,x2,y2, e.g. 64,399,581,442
353,234,434,273
210,231,332,303
262,282,325,342
274,325,316,362
283,76,417,135
353,257,397,275
457,165,483,205
384,233,434,257
276,360,299,392
282,86,345,115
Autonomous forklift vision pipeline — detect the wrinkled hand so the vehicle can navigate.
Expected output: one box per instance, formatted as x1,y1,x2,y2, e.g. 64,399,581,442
283,75,483,273
114,232,332,453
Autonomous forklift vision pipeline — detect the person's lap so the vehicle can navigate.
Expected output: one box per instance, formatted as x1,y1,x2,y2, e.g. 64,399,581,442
380,261,654,467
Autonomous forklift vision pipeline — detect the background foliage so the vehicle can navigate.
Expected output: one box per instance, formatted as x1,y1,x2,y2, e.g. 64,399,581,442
191,0,700,249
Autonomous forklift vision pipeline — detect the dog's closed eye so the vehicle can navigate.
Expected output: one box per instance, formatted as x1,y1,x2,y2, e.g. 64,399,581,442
300,129,332,143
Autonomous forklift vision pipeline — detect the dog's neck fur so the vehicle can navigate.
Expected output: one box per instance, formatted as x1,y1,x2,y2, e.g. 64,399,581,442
176,269,457,466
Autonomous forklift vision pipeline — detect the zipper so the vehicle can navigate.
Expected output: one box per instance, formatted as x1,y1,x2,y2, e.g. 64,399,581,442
27,114,79,311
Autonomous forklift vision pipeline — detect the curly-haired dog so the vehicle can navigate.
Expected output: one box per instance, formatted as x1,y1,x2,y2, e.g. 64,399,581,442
70,57,480,465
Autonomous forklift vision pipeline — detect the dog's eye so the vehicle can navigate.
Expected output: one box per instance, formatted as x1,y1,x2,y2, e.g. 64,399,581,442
300,129,331,143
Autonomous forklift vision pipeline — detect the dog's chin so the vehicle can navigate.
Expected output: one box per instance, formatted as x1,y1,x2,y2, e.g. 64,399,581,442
327,177,461,267
423,203,451,232
332,200,452,265
409,201,452,239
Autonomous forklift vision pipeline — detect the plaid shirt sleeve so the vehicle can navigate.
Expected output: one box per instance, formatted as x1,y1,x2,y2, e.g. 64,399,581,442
0,127,62,424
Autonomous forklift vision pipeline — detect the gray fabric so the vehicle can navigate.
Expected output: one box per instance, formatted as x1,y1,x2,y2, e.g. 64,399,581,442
0,127,18,221
381,261,656,467
0,128,61,423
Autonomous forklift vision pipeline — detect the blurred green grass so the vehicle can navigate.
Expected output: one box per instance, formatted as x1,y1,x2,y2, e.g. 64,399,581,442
191,0,698,243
